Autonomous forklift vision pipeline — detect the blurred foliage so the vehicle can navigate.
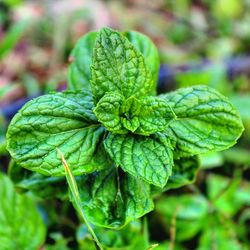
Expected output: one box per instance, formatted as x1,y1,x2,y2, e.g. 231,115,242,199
0,0,250,249
0,172,46,249
0,18,29,59
77,221,149,250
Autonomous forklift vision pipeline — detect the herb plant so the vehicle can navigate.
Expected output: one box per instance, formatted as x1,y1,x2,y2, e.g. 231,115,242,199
6,27,244,232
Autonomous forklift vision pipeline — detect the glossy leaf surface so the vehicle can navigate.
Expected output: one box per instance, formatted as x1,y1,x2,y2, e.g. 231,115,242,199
7,91,110,176
104,133,173,187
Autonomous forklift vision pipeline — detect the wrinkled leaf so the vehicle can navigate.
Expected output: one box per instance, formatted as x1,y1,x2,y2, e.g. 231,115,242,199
94,92,127,134
91,27,153,103
120,96,141,133
76,167,154,229
136,96,175,135
160,86,244,158
124,30,160,90
7,90,110,176
95,93,173,135
104,133,173,187
0,173,46,250
67,29,159,94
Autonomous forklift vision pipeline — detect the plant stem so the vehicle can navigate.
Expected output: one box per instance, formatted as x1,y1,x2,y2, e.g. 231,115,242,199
57,149,104,250
169,206,178,250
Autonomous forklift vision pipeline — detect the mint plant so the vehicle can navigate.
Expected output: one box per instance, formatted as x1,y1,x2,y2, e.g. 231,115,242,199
6,27,244,229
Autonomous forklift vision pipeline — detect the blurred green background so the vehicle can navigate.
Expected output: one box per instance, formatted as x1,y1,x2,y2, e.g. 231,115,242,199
0,0,250,249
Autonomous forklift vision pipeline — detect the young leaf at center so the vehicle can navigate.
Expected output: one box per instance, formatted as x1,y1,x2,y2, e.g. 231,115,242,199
91,27,154,103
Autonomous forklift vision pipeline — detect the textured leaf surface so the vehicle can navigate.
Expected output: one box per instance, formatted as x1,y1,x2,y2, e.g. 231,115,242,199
7,91,110,176
95,93,174,135
151,156,200,196
104,133,173,187
120,96,141,132
0,173,46,250
125,30,160,91
68,31,97,90
94,92,127,134
91,27,153,103
76,167,153,229
67,29,159,94
160,86,244,157
136,96,175,135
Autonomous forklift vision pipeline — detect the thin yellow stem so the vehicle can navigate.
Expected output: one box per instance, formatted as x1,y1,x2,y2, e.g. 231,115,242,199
57,148,104,250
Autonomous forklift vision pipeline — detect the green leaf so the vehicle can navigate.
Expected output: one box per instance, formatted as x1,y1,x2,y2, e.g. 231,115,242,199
67,31,98,91
94,92,127,134
120,96,141,133
95,93,174,135
165,156,200,190
136,96,175,136
76,167,153,229
151,156,200,197
124,30,160,91
160,86,244,158
91,27,154,103
156,194,209,241
0,173,46,250
8,160,67,199
67,29,159,94
104,133,173,187
7,90,111,176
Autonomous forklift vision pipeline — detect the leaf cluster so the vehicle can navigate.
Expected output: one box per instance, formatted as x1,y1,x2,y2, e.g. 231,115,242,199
6,27,244,229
